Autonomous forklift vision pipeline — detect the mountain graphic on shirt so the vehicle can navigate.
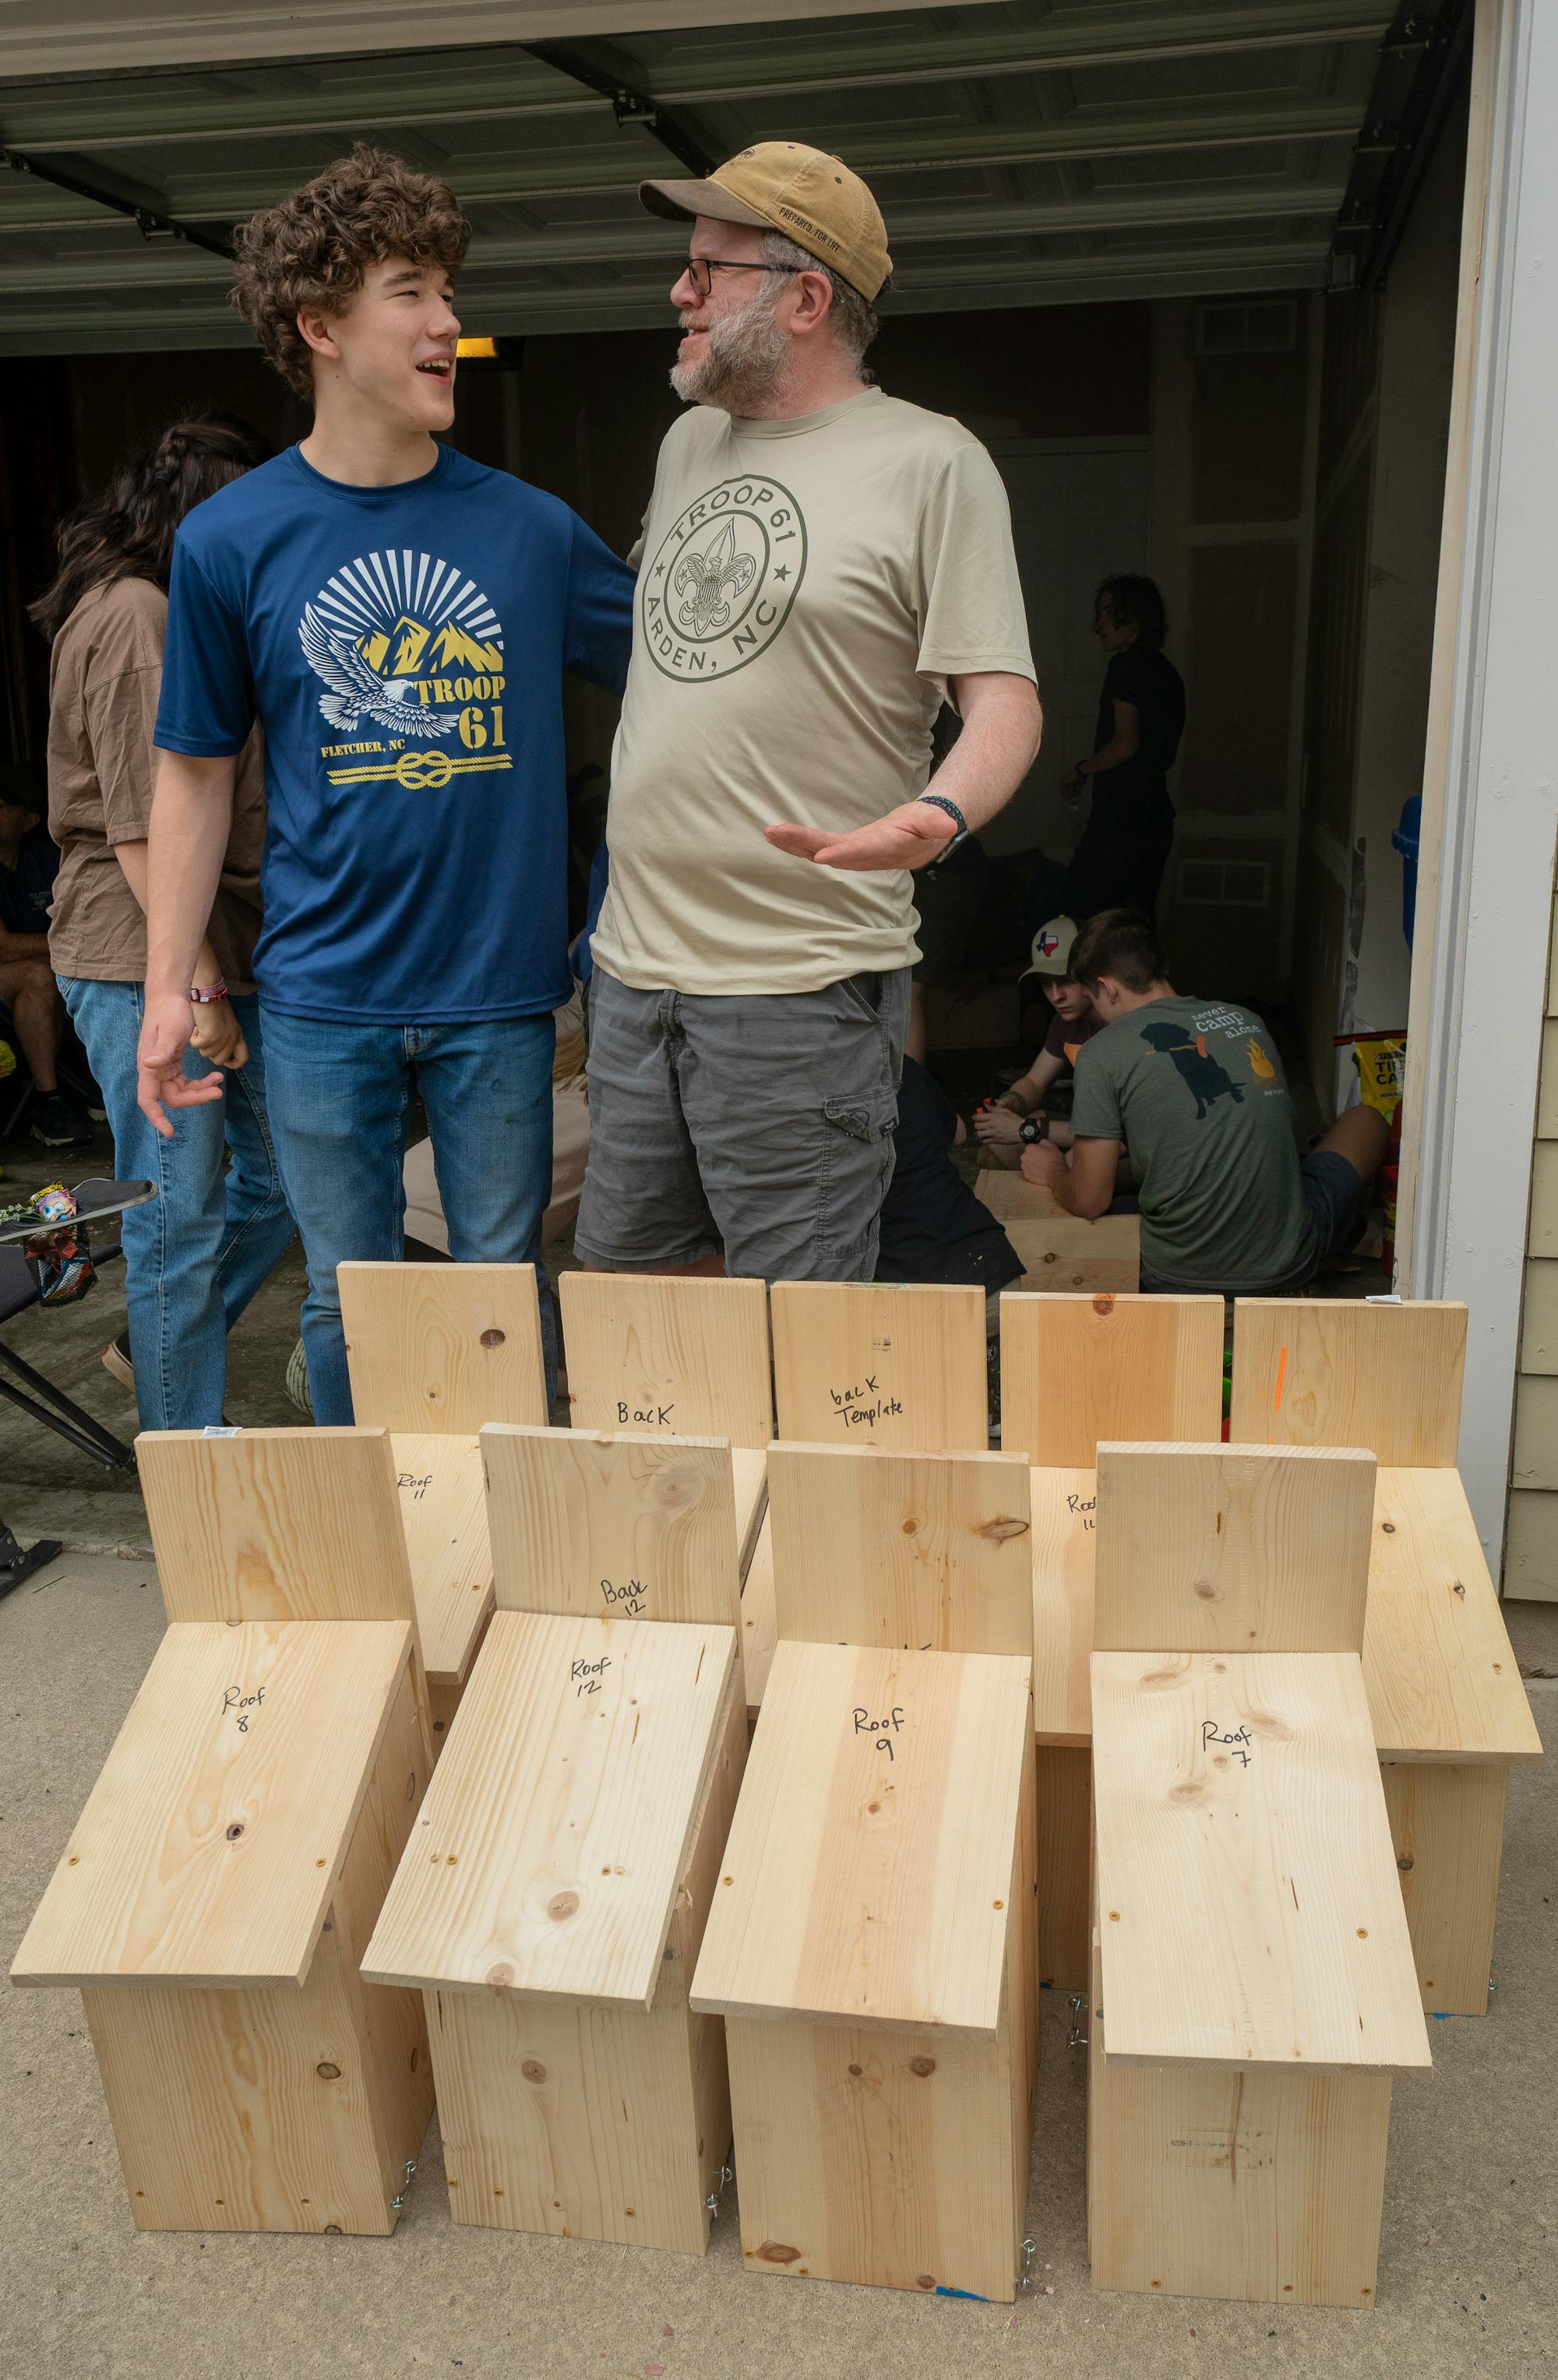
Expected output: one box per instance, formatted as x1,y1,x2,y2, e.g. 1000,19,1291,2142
299,548,507,735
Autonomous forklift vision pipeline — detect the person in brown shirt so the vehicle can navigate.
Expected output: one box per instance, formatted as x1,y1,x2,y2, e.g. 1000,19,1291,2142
0,759,87,1146
33,416,294,1428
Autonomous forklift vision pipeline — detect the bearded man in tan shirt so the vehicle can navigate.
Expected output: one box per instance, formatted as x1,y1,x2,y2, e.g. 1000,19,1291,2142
579,143,1043,1283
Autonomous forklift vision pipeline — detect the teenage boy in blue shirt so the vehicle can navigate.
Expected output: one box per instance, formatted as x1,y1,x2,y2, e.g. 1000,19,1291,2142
136,145,635,1419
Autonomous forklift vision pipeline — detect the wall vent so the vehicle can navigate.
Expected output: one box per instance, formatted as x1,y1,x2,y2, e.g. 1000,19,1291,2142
1176,857,1274,910
1193,299,1298,357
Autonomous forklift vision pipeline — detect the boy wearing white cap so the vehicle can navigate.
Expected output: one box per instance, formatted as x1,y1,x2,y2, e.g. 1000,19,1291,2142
973,915,1101,1167
579,142,1042,1283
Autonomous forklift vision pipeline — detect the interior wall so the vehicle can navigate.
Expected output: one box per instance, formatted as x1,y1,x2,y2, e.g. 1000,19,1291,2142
1292,84,1468,1118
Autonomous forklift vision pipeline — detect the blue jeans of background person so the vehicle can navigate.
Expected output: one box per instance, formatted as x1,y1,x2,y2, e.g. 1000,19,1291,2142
259,1008,557,1425
57,979,295,1431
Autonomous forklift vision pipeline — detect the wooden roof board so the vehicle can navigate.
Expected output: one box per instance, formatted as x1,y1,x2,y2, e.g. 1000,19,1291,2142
390,1431,492,1686
1366,1470,1542,1762
1091,1649,1431,2074
1030,1466,1097,1745
12,1619,411,1990
361,1611,736,2006
690,1639,1032,2036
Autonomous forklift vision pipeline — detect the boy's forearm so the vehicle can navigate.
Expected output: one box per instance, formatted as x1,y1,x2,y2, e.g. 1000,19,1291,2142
145,754,236,998
116,837,223,986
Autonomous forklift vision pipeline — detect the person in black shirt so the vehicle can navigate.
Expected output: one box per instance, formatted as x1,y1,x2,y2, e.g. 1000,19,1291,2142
876,1055,1022,1296
1059,576,1185,925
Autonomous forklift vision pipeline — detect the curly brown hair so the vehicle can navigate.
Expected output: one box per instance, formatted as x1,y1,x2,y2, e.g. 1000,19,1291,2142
232,143,471,401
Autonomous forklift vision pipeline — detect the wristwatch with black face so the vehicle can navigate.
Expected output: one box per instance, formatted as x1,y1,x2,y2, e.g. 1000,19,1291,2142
1018,1115,1049,1146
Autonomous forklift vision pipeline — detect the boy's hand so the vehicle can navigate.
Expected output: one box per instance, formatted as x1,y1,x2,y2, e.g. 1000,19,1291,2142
1020,1139,1066,1190
137,989,223,1139
190,999,249,1072
974,1104,1023,1146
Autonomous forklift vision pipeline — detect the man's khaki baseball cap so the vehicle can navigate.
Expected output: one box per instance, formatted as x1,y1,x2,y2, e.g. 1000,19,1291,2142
1020,916,1080,981
640,140,892,302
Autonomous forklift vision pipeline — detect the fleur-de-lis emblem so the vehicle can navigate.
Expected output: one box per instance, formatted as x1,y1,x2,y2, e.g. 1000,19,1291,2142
672,518,757,635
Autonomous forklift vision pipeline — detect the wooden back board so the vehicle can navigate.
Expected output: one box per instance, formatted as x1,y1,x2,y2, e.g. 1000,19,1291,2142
767,1442,1032,1657
559,1272,774,1448
974,1171,1140,1295
770,1281,988,1452
1094,1443,1376,1655
339,1262,548,1432
482,1425,741,1629
1091,1649,1430,2072
1230,1298,1467,1467
137,1428,416,1627
1000,1291,1224,1466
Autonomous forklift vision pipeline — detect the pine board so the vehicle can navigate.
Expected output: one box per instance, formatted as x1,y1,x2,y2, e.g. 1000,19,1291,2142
973,1177,1140,1295
1091,1650,1430,2073
1088,1925,1394,2306
389,1431,492,1685
13,1621,413,1990
740,1512,777,1721
731,1448,767,1581
362,1612,736,2008
559,1272,774,1449
1382,1760,1507,2016
1230,1298,1466,1467
1093,1442,1376,1655
767,1443,1032,1658
692,1640,1032,2035
339,1260,547,1432
481,1427,740,1630
1000,1291,1224,1469
770,1282,989,1452
1029,1467,1097,1745
1365,1469,1542,1759
137,1429,415,1628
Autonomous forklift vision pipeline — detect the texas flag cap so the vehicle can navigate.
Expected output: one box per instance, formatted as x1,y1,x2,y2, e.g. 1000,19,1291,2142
1020,915,1080,981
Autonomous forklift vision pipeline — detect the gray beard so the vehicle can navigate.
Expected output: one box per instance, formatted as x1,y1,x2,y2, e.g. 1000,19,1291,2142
670,287,789,412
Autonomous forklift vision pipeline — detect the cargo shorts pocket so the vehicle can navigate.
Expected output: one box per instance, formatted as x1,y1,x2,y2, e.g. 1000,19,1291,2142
818,1090,899,1262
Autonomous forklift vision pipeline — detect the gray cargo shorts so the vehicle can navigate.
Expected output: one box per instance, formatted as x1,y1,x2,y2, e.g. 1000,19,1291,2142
576,963,911,1281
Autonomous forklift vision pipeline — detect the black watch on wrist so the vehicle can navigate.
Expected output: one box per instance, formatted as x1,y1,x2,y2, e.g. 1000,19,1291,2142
1018,1115,1049,1146
917,791,969,865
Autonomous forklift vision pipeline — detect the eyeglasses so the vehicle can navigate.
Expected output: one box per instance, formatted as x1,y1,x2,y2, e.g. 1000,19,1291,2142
679,256,801,300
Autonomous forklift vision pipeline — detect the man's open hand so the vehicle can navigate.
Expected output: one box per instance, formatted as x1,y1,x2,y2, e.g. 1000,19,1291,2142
765,798,957,874
136,988,224,1139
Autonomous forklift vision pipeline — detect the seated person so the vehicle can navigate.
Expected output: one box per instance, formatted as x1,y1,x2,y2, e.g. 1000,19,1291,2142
974,914,1100,1167
0,761,90,1148
1018,908,1387,1295
877,1054,1023,1304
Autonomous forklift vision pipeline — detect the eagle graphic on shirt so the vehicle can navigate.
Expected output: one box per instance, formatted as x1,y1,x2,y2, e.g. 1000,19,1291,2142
298,551,506,738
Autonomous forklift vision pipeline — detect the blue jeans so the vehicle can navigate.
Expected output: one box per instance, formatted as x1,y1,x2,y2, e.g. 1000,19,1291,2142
58,979,295,1431
259,1007,557,1424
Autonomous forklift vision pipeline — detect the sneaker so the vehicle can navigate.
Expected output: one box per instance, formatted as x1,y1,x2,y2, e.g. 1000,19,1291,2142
102,1331,133,1391
29,1090,93,1150
285,1336,314,1417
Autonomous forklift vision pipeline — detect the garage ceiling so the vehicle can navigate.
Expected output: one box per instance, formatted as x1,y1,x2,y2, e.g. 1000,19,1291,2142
0,0,1398,356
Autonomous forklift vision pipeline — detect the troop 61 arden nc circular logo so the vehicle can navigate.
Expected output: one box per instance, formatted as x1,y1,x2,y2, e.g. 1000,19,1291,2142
640,475,807,681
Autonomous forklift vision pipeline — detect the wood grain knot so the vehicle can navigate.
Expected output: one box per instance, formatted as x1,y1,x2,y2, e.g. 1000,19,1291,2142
901,1518,919,1536
756,2241,802,2264
978,1516,1030,1542
909,2057,936,2079
917,2274,936,2290
1397,1855,1414,1873
315,2062,341,2080
1193,1580,1220,1601
409,2046,419,2071
1091,1297,1116,1315
480,1328,506,1349
521,2060,547,2083
324,2223,343,2235
546,1892,580,1922
225,1823,245,1842
487,1963,516,1988
406,1773,417,1801
1380,1522,1396,1535
847,2064,863,2077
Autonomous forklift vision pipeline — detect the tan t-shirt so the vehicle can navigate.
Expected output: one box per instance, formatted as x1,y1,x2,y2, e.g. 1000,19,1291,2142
589,389,1034,996
46,576,266,989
